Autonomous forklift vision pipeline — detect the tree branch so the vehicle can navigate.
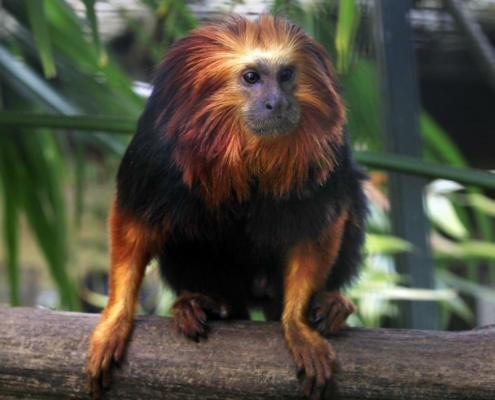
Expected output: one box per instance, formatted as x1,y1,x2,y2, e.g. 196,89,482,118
1,307,494,399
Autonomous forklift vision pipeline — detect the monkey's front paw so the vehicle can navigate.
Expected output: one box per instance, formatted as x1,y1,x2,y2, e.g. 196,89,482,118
171,291,231,341
308,291,356,335
292,337,335,400
86,320,132,398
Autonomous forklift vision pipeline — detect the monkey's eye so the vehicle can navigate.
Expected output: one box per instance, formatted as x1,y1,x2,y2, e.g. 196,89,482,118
280,69,294,82
243,72,260,84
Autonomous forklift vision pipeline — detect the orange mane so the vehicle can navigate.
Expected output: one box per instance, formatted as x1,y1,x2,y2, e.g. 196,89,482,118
156,13,345,207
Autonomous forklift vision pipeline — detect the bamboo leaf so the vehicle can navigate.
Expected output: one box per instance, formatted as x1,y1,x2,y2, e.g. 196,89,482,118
0,111,135,133
366,233,413,254
157,0,174,18
74,141,86,230
435,240,495,261
0,144,21,306
82,0,107,66
356,151,495,190
427,193,469,240
421,112,495,279
440,269,495,304
342,60,382,150
4,129,78,310
440,295,474,324
351,286,456,301
0,44,77,113
459,241,495,260
335,0,359,74
25,0,56,78
421,113,466,166
463,193,495,217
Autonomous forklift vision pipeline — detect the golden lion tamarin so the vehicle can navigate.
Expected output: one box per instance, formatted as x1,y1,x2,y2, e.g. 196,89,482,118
87,13,367,399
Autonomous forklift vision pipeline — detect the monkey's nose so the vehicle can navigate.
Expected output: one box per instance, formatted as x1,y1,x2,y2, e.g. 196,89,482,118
264,95,288,113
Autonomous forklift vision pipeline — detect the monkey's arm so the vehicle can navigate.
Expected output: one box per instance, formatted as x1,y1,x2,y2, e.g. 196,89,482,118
281,209,350,399
86,201,162,398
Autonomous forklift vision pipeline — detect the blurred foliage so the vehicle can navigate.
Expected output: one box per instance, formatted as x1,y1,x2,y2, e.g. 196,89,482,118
0,0,144,308
0,0,495,332
274,0,495,329
0,0,198,310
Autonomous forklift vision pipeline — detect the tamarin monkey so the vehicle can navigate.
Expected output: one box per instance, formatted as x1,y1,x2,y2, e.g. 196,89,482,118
87,13,367,399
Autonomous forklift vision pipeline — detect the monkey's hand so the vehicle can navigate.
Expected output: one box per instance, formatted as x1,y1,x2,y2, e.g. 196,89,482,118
308,291,356,335
284,322,335,400
86,316,133,398
171,291,231,341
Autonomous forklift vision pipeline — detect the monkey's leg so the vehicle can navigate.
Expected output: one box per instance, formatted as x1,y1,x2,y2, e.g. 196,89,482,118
308,214,364,335
282,210,348,400
87,202,160,398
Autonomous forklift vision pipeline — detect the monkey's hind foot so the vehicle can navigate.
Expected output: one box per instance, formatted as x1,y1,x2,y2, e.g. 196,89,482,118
171,291,231,341
284,323,336,400
308,291,356,335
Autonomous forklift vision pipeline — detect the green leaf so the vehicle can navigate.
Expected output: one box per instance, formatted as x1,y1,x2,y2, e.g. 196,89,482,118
427,193,469,240
0,111,136,133
351,286,456,301
366,233,412,254
74,141,86,230
4,129,79,310
440,269,495,304
356,151,495,190
441,296,474,325
82,0,107,66
421,112,467,166
421,112,495,281
0,44,77,113
464,193,495,218
157,0,174,17
459,241,495,260
25,0,56,78
435,240,495,261
0,144,21,306
335,0,359,74
342,60,382,150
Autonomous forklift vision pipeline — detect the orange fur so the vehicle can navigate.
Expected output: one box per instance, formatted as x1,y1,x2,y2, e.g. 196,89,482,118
158,14,345,207
282,209,348,327
281,209,349,396
86,201,164,397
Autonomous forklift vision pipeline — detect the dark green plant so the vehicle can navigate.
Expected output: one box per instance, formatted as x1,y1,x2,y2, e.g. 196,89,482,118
0,0,192,309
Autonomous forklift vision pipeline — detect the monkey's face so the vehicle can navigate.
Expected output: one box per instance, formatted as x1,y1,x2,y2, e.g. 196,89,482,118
158,14,346,203
238,61,299,136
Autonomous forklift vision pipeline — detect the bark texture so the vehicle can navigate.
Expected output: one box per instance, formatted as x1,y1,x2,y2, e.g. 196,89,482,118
1,306,494,399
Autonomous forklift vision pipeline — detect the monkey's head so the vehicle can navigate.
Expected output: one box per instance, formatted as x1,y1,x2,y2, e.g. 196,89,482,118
153,13,345,205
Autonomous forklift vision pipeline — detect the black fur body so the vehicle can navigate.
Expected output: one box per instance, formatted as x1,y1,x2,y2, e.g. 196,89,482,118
116,92,368,320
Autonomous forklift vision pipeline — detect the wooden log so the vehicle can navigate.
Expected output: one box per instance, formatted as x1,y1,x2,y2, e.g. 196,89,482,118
0,306,494,399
